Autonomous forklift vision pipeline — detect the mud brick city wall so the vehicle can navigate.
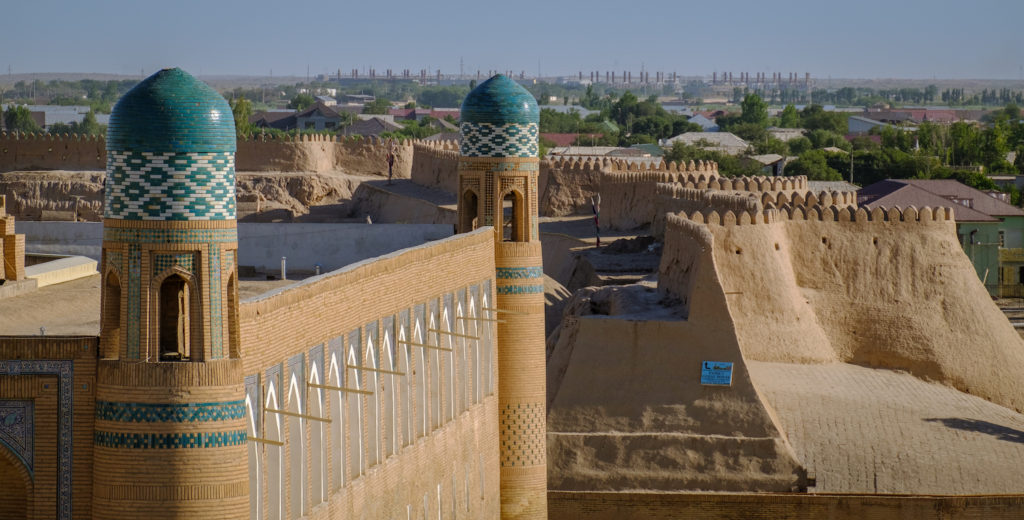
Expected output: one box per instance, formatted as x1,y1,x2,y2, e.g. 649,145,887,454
0,132,415,178
548,491,1024,520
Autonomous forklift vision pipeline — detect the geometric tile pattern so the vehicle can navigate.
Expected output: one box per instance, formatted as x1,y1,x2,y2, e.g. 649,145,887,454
126,245,142,359
105,150,236,221
499,402,545,467
496,284,544,295
0,360,74,519
460,122,538,158
0,400,33,474
153,253,194,277
107,250,123,275
209,245,223,359
95,400,246,422
93,430,247,449
495,267,543,279
103,226,237,245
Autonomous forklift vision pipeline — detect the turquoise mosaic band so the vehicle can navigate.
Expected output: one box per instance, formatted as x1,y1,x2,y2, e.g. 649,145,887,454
94,430,247,449
105,150,236,220
496,267,544,279
95,400,246,423
460,122,539,158
497,284,544,295
103,226,237,245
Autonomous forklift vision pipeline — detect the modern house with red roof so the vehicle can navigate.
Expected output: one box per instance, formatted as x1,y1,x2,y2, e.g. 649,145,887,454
859,179,1024,296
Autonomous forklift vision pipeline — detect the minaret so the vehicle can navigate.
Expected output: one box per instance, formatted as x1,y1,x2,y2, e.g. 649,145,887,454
458,75,547,519
93,68,248,519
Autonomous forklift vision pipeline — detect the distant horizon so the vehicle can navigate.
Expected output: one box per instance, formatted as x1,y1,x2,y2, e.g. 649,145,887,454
3,0,1023,81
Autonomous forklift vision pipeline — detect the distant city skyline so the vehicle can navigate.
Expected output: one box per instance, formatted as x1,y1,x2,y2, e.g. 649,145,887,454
4,0,1023,80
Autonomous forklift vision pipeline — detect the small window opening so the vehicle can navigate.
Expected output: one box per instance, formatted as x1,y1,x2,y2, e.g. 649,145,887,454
159,275,190,361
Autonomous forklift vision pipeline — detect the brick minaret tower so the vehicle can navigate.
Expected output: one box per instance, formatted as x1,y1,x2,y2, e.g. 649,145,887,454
458,74,547,519
93,68,248,519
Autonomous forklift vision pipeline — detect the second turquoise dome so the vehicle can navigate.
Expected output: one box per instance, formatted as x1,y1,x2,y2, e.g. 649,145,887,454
460,75,539,125
107,68,236,153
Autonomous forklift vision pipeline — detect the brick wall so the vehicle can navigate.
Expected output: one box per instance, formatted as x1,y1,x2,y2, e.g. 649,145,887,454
549,491,1024,519
238,228,501,519
0,336,99,520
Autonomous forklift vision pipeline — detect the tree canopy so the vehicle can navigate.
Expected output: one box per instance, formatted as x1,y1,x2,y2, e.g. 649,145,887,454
3,105,42,133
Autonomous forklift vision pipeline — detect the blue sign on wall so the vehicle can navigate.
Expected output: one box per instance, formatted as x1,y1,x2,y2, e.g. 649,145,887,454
700,361,733,386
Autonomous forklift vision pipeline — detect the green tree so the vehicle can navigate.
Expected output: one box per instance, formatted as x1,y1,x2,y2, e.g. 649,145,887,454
800,104,847,133
788,136,813,154
785,150,842,180
363,97,392,115
76,110,102,136
48,122,74,135
807,129,851,151
230,97,253,137
287,93,315,110
739,93,768,127
778,104,800,128
3,105,42,133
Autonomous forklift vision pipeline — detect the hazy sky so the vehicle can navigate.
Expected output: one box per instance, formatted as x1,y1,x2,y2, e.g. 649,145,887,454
4,0,1023,79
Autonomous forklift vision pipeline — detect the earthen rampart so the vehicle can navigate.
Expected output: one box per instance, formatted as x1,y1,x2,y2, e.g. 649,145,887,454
0,132,415,176
539,156,609,216
651,185,861,237
235,134,413,176
658,202,1024,413
409,140,460,193
236,228,500,518
598,156,811,231
0,132,106,171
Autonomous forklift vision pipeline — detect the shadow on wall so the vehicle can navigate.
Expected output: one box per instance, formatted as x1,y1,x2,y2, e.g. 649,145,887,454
924,418,1024,444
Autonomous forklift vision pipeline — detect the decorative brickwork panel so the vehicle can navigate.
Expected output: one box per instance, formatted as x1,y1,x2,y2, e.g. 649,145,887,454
105,151,236,220
499,402,545,467
0,360,74,519
0,400,33,474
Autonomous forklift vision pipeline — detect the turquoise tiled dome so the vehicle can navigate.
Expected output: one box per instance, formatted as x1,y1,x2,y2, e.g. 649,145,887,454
107,68,235,153
104,68,236,221
460,75,539,125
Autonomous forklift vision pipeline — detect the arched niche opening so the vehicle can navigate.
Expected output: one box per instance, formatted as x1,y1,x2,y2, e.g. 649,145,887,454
460,189,479,233
501,190,525,242
0,444,32,520
155,271,201,361
100,269,122,359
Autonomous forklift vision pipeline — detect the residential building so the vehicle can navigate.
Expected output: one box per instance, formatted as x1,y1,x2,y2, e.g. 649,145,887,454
659,131,750,156
341,116,402,137
746,153,786,176
295,102,346,131
767,127,805,142
250,109,296,131
847,115,890,134
687,114,719,132
859,179,1024,296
